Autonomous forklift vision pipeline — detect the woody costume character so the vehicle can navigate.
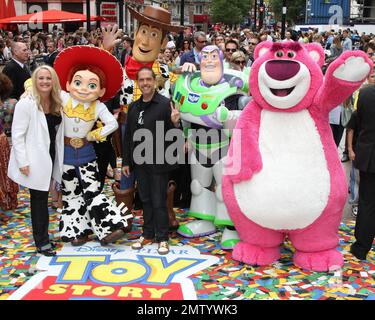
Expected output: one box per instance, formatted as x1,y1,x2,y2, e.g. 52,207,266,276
103,5,183,232
52,46,132,246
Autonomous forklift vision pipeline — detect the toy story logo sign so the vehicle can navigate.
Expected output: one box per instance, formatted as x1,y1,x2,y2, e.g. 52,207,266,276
8,243,219,300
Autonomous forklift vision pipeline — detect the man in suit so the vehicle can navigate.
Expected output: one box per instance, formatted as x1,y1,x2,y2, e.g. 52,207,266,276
2,42,31,100
350,84,375,261
44,40,59,67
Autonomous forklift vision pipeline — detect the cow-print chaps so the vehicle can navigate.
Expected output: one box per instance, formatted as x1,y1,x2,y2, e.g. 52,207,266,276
59,160,131,242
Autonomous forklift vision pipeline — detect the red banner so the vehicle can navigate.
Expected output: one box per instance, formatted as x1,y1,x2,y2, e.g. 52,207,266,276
0,0,5,19
21,276,185,300
6,0,16,17
0,0,16,29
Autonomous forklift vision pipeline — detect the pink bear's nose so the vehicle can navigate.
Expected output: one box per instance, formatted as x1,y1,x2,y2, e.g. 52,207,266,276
265,60,300,81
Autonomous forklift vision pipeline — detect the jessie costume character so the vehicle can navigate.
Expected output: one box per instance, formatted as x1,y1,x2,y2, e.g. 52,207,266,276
53,46,132,246
103,5,183,232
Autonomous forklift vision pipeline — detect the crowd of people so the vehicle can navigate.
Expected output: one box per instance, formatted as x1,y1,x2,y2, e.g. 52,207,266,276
0,20,374,262
2,25,375,76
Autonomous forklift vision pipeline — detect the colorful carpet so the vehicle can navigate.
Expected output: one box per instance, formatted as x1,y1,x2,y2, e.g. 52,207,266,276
0,181,374,300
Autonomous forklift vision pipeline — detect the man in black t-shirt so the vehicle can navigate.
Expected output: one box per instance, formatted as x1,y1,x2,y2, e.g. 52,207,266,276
350,84,375,261
346,111,359,214
122,67,181,255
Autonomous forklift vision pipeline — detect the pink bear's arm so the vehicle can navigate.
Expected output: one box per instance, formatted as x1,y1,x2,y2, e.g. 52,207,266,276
224,100,263,184
314,50,373,112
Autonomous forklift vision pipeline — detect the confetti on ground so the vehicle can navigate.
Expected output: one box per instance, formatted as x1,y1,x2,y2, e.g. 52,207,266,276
0,180,374,300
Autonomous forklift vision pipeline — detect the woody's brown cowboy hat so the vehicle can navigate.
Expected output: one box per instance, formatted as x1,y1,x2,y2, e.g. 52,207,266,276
128,5,183,33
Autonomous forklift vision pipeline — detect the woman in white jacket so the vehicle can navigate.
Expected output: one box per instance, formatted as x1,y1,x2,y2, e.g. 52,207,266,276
8,65,63,256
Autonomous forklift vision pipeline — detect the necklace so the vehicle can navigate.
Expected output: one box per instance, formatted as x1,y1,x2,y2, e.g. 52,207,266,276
41,101,51,113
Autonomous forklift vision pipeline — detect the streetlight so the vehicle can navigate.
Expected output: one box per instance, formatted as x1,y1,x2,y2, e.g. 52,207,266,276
86,0,91,31
305,0,311,25
259,0,264,31
119,0,124,30
253,0,257,32
180,0,185,26
281,0,286,39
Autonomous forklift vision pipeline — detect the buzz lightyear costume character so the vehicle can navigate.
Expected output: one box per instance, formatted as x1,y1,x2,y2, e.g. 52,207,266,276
173,45,251,249
52,46,132,246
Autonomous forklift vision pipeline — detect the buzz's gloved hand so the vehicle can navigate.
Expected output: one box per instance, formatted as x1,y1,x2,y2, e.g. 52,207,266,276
215,105,229,123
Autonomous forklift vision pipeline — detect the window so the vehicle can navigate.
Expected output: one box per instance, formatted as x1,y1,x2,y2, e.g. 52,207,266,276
195,5,203,14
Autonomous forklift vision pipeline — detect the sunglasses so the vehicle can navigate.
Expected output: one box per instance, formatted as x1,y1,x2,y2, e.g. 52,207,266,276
249,42,257,45
234,60,245,65
368,52,375,57
226,48,237,53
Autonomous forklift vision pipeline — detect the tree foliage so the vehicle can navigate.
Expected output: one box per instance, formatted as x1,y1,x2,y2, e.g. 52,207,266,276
268,0,306,25
210,0,251,27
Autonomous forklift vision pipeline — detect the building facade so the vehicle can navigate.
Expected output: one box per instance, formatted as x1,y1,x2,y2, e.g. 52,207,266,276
11,0,212,33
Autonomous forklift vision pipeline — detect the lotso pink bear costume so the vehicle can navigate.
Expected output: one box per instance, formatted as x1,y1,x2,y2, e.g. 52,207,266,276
222,41,373,272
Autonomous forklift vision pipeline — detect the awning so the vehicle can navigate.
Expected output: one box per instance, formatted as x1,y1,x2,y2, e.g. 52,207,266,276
0,0,16,29
0,9,105,24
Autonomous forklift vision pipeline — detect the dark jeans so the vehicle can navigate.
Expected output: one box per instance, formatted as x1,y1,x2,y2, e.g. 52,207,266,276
170,157,192,208
351,171,375,259
29,189,52,250
135,167,169,242
94,136,117,191
330,124,345,147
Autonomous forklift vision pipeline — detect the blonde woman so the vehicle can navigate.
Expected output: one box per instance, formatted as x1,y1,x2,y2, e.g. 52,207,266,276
230,51,246,71
8,65,63,256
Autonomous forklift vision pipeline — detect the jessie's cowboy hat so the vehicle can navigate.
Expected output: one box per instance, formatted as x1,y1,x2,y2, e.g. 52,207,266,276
54,46,123,102
128,5,183,33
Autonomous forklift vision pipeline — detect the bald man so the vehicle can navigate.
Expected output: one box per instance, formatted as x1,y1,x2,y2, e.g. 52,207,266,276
2,42,31,99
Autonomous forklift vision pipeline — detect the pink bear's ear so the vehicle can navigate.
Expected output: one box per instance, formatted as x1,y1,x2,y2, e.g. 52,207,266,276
254,41,273,60
304,43,325,68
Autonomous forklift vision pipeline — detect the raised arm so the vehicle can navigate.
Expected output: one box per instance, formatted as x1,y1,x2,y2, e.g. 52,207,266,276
101,24,122,51
314,50,373,112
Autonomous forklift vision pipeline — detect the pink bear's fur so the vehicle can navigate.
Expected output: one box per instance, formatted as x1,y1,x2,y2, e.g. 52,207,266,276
222,41,373,272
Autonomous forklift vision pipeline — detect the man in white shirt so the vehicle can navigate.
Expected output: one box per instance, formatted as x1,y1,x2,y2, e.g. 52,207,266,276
3,40,12,60
342,30,353,52
282,31,293,42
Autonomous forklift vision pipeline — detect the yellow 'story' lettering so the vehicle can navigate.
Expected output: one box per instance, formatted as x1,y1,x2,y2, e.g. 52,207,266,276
117,286,143,298
71,285,92,295
146,288,171,299
45,284,68,294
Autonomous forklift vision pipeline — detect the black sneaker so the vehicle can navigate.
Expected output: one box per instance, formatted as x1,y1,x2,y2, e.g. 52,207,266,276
50,241,58,249
37,247,56,257
350,244,367,260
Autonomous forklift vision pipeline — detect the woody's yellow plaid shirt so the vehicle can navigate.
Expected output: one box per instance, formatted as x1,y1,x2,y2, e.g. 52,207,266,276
120,61,178,114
